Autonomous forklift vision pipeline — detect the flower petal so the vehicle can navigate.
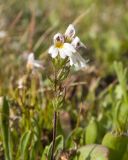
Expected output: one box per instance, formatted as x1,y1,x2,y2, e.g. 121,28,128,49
72,36,87,50
65,24,75,39
69,52,88,70
48,46,58,58
64,43,76,56
53,33,64,46
69,56,76,66
59,48,67,59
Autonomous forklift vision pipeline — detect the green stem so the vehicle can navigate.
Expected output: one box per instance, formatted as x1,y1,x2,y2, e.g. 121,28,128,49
50,111,57,160
50,64,58,160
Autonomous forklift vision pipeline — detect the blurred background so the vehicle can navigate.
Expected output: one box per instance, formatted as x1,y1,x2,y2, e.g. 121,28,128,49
0,0,128,159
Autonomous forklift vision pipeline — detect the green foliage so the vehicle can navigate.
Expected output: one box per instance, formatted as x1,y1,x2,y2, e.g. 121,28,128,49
41,135,64,160
66,127,84,149
85,117,99,144
122,148,128,160
77,144,110,160
114,62,128,101
113,62,128,133
102,132,128,160
0,97,12,160
17,130,32,160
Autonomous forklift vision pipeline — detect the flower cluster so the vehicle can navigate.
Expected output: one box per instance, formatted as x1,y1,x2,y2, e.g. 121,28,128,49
48,24,88,69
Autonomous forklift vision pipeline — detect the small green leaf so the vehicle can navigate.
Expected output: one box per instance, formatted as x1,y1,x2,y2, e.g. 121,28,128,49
0,97,12,160
66,128,84,148
102,132,128,160
41,135,64,159
85,117,99,144
17,130,32,160
77,144,110,160
48,135,64,158
114,61,127,101
41,146,49,160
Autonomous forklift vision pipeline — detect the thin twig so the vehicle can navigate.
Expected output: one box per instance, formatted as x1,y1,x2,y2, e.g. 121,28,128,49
67,81,87,87
10,11,23,30
72,4,95,26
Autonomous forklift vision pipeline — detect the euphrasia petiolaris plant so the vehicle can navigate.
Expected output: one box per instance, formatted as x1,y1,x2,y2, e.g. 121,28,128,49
48,24,88,160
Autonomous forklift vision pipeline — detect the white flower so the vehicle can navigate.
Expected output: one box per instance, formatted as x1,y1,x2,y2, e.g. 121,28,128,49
69,52,88,70
65,24,75,42
17,78,24,89
48,33,76,59
71,36,87,50
48,25,88,70
26,53,43,70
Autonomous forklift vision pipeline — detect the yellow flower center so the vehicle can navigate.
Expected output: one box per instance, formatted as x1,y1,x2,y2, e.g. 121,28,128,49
55,41,64,48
